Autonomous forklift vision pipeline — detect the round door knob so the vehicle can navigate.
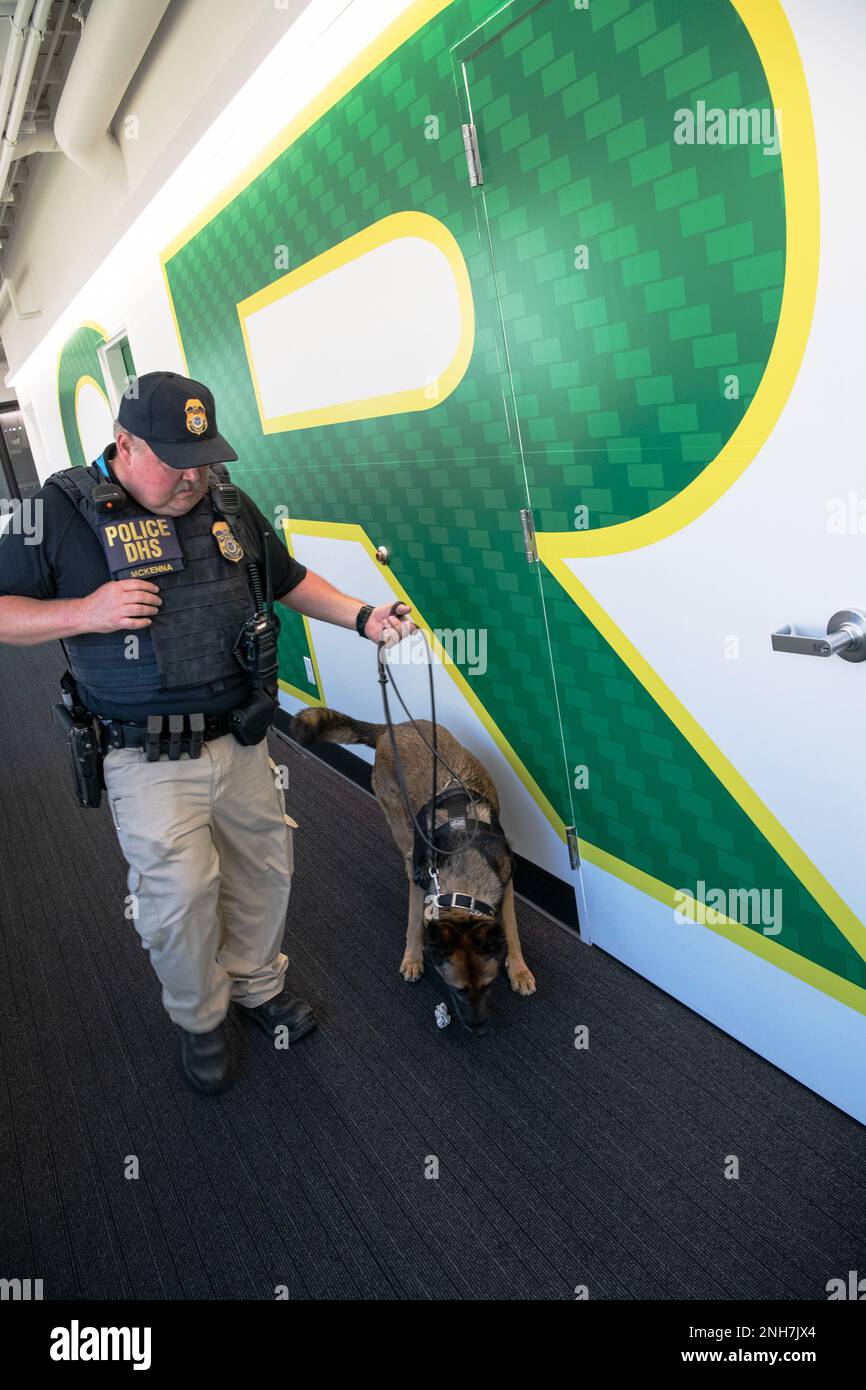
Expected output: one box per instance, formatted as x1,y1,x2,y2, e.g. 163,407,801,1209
375,545,390,565
828,609,866,662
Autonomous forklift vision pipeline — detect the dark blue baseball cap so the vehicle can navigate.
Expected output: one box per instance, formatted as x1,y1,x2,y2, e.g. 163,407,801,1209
116,371,238,469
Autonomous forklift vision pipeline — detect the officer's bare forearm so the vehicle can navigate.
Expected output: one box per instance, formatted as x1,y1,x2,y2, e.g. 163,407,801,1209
277,571,364,629
0,594,89,646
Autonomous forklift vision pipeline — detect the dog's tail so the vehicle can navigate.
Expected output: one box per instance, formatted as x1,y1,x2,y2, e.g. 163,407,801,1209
289,706,385,748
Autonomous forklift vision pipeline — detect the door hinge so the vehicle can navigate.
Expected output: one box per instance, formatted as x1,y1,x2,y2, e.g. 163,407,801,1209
520,507,538,564
566,825,581,870
461,122,484,187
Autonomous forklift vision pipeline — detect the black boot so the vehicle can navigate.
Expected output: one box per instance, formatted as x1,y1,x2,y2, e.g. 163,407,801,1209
239,992,316,1043
178,1022,234,1094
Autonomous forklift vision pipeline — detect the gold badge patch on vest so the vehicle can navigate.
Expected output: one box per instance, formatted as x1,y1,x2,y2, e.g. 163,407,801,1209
98,514,184,580
212,520,244,562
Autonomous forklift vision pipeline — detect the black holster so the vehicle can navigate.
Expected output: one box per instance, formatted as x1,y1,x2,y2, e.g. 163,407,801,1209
230,687,276,746
52,702,104,809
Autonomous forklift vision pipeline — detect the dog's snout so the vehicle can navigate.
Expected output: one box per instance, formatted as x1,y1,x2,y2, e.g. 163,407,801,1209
448,987,491,1036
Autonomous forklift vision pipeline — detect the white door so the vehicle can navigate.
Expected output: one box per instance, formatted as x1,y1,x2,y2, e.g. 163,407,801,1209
456,0,866,1120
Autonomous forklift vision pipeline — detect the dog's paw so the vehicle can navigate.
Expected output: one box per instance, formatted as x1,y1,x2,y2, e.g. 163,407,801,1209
507,958,536,995
400,954,424,982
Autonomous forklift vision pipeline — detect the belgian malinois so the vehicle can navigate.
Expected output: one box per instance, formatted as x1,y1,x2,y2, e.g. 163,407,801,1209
289,708,536,1034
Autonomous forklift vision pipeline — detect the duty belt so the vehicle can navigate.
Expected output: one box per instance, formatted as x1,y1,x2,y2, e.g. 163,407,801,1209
100,711,234,761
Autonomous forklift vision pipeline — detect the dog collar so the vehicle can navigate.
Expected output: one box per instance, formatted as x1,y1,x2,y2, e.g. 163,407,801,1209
425,891,496,919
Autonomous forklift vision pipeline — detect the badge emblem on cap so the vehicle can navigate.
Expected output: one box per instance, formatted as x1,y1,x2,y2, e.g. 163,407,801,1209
212,520,244,563
185,397,208,435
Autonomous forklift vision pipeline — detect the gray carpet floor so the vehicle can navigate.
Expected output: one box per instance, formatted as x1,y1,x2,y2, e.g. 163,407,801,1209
1,640,864,1300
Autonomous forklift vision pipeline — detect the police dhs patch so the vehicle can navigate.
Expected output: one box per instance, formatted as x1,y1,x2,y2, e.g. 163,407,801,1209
98,514,184,580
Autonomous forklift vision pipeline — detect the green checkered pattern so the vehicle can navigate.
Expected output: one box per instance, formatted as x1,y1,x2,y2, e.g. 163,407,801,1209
460,0,784,526
149,0,863,991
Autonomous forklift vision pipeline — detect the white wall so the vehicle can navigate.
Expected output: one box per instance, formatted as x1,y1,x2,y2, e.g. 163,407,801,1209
6,0,420,479
0,0,312,376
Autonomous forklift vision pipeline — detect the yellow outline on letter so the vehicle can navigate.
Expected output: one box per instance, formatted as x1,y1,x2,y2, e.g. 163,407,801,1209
237,212,475,434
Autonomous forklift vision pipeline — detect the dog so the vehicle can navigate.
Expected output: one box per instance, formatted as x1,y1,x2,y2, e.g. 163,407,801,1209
289,708,536,1034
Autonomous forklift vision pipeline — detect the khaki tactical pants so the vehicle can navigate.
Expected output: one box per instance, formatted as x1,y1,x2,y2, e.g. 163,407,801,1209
103,734,293,1033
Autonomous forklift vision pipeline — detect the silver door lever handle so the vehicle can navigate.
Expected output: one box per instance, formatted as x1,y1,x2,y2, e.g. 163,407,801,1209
771,609,866,662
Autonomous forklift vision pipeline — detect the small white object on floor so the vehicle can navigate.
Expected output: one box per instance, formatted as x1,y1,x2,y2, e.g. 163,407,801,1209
434,1002,451,1029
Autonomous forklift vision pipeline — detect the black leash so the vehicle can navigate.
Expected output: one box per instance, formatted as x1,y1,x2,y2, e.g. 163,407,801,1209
376,603,482,869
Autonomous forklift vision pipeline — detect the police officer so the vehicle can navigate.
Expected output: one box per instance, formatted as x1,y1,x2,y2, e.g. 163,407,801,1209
0,371,415,1093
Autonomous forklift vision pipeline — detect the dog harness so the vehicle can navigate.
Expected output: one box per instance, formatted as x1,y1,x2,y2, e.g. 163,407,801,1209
412,778,508,918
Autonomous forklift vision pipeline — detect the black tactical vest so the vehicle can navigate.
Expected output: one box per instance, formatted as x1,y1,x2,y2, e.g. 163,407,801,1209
47,463,258,703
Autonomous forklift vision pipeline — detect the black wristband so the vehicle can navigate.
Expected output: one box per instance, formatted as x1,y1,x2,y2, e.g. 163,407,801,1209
355,604,375,639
